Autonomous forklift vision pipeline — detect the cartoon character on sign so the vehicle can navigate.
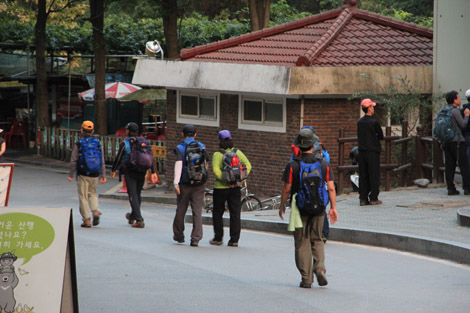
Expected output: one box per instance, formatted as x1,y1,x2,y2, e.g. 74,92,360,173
0,252,19,313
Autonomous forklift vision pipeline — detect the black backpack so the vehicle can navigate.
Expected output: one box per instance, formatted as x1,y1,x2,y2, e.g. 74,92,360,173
221,148,248,185
433,107,458,143
184,141,208,185
295,158,328,217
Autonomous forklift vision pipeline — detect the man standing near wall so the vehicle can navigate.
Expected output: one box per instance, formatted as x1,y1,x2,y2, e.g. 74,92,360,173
442,91,470,195
357,99,384,206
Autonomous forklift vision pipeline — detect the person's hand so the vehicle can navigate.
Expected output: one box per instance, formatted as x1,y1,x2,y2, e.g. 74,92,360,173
100,177,106,184
111,171,116,178
465,108,470,117
328,207,338,224
67,177,73,182
279,204,286,220
175,184,180,195
150,173,158,184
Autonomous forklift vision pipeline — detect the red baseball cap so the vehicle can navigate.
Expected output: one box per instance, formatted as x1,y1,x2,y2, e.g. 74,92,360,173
361,98,376,108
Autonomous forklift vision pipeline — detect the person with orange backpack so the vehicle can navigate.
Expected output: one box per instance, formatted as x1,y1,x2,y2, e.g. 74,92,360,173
210,130,251,247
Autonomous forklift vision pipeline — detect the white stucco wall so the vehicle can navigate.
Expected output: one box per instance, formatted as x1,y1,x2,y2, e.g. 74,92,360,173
433,0,470,98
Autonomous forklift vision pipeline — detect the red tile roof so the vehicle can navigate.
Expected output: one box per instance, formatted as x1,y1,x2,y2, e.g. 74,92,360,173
180,2,432,67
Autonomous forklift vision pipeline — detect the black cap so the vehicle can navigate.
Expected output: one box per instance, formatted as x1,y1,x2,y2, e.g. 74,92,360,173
183,124,196,136
126,122,139,132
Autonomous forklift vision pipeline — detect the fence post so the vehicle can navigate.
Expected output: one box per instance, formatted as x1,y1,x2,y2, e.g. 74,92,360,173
401,120,408,187
433,139,444,183
337,128,345,195
415,125,424,178
385,126,391,191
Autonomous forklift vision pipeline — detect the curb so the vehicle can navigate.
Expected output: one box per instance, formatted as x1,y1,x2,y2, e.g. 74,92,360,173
185,215,470,265
457,208,470,227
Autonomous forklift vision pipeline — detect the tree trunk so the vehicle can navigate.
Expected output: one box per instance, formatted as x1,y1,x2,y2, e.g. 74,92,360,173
90,0,107,135
161,0,179,59
35,0,49,128
249,0,271,31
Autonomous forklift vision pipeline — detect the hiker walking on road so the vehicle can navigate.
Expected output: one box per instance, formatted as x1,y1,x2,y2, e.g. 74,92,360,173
210,130,251,247
279,128,337,288
357,98,384,206
172,124,209,247
441,91,470,195
68,121,106,228
111,122,158,228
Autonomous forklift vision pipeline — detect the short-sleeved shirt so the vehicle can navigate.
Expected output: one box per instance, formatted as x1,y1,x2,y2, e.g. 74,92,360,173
175,137,208,184
281,153,334,199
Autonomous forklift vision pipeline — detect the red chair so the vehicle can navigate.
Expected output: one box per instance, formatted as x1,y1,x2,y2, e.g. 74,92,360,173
8,121,27,148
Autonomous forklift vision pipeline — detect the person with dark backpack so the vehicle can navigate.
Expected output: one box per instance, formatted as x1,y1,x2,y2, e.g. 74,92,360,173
111,122,158,228
210,130,251,247
438,91,470,195
68,121,107,228
172,124,209,246
279,128,337,288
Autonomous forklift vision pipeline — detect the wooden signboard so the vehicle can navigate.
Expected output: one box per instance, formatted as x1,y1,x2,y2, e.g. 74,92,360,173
0,207,79,313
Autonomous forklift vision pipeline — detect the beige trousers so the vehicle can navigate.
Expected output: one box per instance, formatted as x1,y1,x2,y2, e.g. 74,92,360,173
77,175,99,221
293,214,325,284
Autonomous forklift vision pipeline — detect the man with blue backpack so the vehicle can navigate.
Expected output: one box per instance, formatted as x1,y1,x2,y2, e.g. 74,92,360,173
111,122,158,228
279,128,337,288
434,91,470,195
172,124,209,247
68,121,107,228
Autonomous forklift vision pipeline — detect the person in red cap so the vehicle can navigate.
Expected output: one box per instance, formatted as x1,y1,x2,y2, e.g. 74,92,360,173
68,121,107,227
357,99,384,206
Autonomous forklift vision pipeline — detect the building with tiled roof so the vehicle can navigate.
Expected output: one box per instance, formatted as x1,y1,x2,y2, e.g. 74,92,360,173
133,0,433,197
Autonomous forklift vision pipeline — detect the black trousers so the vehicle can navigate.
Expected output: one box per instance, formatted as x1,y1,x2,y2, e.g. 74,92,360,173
124,169,146,221
212,187,241,243
358,150,381,202
444,141,470,191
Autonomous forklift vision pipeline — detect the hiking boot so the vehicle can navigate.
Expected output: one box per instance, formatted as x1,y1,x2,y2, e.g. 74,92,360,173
190,240,199,247
210,239,223,246
125,213,135,225
315,271,328,286
228,241,238,247
448,189,460,196
369,200,383,205
81,219,91,228
360,200,369,206
92,210,102,226
132,220,145,228
173,236,185,243
299,281,312,288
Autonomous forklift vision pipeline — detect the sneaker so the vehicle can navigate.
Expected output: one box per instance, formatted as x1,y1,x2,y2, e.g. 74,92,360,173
173,236,185,243
369,200,383,205
132,220,145,228
360,200,369,206
190,240,199,247
81,219,91,228
209,239,223,246
125,213,135,225
228,241,238,247
92,210,102,226
315,271,328,286
448,189,460,196
299,281,312,288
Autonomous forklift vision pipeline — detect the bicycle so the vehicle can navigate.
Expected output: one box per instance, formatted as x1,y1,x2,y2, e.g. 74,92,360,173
204,180,263,212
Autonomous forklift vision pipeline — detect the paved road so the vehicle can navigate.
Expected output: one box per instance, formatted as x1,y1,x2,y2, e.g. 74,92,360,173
7,163,470,313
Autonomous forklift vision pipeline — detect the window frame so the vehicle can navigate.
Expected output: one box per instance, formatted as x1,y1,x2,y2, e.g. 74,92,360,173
238,96,286,133
176,90,220,127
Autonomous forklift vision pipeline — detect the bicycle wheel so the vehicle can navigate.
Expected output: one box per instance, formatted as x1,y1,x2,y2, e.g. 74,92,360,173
241,195,262,211
204,192,214,213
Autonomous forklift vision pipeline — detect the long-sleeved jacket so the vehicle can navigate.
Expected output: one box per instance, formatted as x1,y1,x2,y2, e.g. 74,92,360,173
357,115,384,153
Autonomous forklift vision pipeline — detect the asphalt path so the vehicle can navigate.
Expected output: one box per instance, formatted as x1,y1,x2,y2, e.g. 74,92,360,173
7,164,470,313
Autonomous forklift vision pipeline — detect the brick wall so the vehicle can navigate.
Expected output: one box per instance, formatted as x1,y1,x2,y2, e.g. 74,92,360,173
165,91,360,197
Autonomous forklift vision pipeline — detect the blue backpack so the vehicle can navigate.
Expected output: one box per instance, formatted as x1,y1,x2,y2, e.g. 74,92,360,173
78,137,102,175
433,107,457,143
295,159,328,217
125,137,153,172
